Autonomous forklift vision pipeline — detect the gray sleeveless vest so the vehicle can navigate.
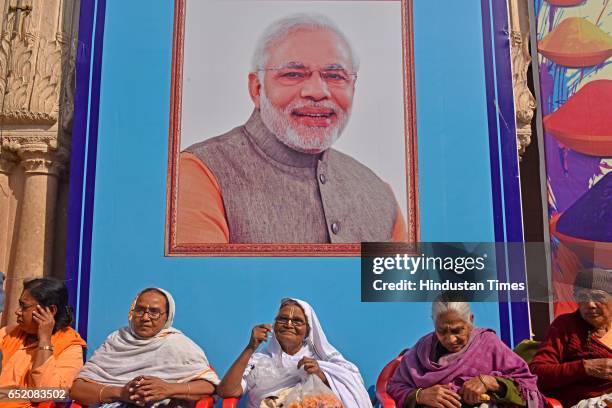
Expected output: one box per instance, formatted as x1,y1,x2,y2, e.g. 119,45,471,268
185,110,398,243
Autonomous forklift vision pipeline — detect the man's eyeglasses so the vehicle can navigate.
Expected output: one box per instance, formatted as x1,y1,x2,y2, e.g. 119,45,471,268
275,316,306,327
132,307,166,320
258,65,356,88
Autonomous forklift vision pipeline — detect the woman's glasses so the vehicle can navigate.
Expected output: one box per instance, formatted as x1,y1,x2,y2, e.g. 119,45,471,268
576,289,609,304
275,316,306,327
132,307,166,320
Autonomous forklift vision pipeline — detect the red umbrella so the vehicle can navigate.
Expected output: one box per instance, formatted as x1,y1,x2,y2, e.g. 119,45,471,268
545,0,586,6
543,80,612,157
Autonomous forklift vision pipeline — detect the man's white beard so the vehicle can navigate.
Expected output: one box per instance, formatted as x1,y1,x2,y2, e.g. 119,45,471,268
259,91,350,154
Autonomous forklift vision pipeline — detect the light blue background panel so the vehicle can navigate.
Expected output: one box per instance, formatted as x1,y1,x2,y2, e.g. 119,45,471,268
83,0,503,390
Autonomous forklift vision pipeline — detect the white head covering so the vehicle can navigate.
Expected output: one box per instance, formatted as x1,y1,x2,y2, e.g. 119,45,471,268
78,288,219,387
244,298,372,408
127,287,176,336
264,298,344,362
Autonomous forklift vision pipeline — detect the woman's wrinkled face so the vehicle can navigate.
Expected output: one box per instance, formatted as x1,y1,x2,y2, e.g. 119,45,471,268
130,290,168,338
274,304,309,350
576,289,611,329
435,310,473,353
15,290,38,334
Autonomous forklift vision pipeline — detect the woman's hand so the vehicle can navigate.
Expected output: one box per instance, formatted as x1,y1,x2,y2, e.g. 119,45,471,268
297,357,322,375
130,376,174,404
219,325,271,398
297,357,328,384
584,358,612,380
458,376,492,405
416,384,461,408
32,305,55,343
248,324,272,350
121,378,141,403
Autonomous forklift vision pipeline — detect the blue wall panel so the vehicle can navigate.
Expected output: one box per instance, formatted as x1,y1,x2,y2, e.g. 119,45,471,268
74,0,514,390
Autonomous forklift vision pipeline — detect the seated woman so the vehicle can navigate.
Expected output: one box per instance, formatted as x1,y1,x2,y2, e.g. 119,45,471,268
388,299,543,408
0,278,87,408
530,268,611,407
217,298,372,408
71,287,219,407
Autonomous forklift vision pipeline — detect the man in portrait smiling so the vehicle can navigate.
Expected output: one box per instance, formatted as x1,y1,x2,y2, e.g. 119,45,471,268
177,13,407,244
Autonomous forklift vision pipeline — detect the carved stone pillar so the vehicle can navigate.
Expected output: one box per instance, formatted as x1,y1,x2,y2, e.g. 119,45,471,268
3,151,65,324
508,0,537,160
0,0,79,323
0,155,17,275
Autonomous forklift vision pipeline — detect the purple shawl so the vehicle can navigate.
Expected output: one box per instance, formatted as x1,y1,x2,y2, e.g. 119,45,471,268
387,328,544,407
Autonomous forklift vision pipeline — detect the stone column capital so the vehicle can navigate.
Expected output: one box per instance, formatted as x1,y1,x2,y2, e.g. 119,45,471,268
19,150,68,176
1,133,58,154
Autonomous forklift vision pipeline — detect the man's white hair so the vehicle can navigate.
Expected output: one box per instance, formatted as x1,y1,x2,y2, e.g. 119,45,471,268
251,13,360,73
431,300,473,325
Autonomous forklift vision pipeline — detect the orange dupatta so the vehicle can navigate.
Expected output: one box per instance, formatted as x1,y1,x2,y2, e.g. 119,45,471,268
1,326,86,381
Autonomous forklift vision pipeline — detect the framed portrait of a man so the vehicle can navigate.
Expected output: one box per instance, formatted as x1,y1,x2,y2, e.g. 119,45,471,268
165,0,418,256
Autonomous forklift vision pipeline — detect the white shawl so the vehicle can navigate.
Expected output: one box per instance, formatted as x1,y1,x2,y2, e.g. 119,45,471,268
78,288,219,387
243,298,372,408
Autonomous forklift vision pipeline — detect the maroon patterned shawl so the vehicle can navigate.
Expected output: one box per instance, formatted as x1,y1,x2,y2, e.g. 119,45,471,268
387,328,544,407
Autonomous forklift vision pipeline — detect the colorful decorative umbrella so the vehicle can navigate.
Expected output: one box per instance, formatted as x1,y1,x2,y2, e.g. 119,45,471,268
551,172,612,268
538,17,612,67
543,80,612,157
544,0,586,6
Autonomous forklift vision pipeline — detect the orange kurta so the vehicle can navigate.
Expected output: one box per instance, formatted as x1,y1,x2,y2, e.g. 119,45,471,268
176,152,409,243
0,326,86,408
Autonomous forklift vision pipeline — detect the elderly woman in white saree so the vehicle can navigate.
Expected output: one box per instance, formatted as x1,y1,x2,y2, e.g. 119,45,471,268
217,298,372,408
70,288,219,407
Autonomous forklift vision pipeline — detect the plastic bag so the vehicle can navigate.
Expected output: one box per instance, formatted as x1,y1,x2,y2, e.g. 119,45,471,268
284,374,344,408
260,387,294,408
247,357,302,392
